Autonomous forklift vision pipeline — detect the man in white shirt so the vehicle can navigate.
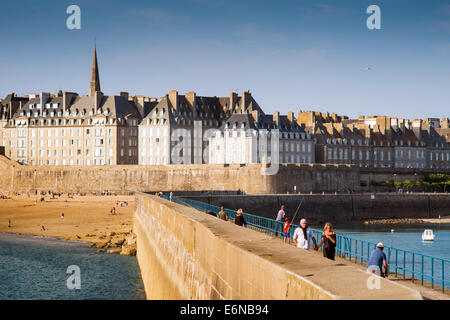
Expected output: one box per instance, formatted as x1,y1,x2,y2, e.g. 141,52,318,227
293,218,318,250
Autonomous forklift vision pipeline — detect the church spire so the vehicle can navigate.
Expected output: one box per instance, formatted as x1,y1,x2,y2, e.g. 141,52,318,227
89,45,101,96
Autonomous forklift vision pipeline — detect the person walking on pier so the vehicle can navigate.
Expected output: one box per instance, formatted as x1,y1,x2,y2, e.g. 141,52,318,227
234,209,246,227
293,219,318,250
317,222,336,260
276,205,286,237
367,242,389,277
218,206,228,221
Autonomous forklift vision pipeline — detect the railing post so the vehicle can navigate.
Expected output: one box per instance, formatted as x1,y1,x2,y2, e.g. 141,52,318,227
361,240,364,265
403,251,406,279
412,254,415,283
431,257,434,289
442,260,445,294
421,255,424,286
395,250,398,278
349,239,352,262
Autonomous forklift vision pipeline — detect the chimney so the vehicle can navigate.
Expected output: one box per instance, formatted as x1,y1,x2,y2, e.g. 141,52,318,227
63,92,78,111
241,91,251,112
94,91,103,110
252,109,259,122
273,111,280,126
185,91,196,110
40,92,50,107
133,96,145,118
229,92,237,111
120,92,129,100
365,126,372,138
287,111,294,123
168,90,178,110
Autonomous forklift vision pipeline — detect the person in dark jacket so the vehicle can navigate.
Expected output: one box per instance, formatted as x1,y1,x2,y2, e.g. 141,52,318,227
234,208,246,227
317,222,336,260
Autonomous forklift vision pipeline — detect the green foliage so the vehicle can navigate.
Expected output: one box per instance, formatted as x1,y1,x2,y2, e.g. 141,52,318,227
370,174,450,192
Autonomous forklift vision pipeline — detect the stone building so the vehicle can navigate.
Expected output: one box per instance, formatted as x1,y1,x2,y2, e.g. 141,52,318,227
138,90,264,165
208,111,314,165
298,111,449,170
1,46,143,166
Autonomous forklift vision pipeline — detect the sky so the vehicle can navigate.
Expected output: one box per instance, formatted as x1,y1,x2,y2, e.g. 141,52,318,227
0,0,449,120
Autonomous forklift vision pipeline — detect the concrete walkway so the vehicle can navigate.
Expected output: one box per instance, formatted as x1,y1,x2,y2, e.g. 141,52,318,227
193,211,423,299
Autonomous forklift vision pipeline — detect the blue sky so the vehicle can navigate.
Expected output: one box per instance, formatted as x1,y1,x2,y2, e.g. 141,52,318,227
0,0,449,119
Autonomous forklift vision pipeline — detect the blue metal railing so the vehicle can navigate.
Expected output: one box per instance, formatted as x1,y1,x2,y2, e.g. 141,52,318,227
161,194,449,294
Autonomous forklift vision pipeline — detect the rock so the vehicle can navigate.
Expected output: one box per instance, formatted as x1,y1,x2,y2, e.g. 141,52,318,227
109,232,116,237
94,240,109,248
96,249,106,253
76,235,81,239
107,248,122,254
125,234,137,246
113,238,125,246
120,245,136,256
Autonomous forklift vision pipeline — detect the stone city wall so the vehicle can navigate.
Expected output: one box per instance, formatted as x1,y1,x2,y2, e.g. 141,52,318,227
0,156,359,194
183,193,450,224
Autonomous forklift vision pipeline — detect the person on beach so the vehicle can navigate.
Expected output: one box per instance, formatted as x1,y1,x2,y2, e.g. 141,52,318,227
317,222,336,260
8,219,11,228
276,205,286,237
367,242,389,277
41,225,46,231
61,213,64,220
293,218,318,250
234,209,247,227
217,206,228,221
283,217,291,244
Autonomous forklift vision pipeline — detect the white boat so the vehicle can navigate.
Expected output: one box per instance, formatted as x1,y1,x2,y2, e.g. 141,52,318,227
422,229,435,241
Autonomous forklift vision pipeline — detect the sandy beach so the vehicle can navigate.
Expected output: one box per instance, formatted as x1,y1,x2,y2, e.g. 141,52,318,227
0,194,134,246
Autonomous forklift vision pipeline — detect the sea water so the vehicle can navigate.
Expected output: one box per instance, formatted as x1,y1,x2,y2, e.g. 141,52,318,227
332,222,450,261
0,233,145,300
328,222,450,288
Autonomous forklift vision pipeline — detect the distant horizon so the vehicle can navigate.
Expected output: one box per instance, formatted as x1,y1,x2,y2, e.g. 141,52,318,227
1,0,449,120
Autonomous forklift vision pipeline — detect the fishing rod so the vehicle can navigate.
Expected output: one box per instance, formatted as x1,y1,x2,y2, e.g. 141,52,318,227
291,196,304,225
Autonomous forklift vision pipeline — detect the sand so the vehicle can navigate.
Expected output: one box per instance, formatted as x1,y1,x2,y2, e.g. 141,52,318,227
0,194,134,244
422,216,450,224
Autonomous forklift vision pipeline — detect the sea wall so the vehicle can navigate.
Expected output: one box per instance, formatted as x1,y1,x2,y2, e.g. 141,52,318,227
0,156,359,194
133,192,421,300
183,194,450,224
